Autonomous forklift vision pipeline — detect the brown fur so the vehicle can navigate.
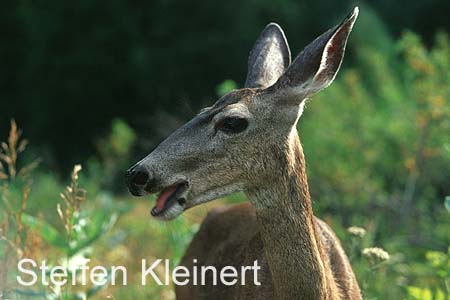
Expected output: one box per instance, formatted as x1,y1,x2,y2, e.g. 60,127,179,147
177,132,361,300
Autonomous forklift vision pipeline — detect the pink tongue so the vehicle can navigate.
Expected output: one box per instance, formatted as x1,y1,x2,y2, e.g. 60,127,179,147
155,185,178,212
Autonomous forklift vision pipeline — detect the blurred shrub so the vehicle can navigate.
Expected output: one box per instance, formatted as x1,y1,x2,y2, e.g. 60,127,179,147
0,121,128,299
216,79,238,97
407,247,450,300
300,21,449,298
88,118,136,193
0,120,39,295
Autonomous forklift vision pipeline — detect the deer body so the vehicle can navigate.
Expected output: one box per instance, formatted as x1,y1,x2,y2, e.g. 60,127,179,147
177,131,360,300
127,7,361,300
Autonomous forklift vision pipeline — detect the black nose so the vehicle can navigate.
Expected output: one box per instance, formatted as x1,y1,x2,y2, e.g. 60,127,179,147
126,165,150,196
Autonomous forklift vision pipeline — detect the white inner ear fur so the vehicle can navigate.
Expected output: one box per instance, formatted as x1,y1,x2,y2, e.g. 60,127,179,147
313,8,358,92
258,39,288,87
298,101,306,117
313,39,339,90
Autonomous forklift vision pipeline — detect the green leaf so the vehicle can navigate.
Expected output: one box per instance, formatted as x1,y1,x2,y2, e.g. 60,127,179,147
68,212,118,256
86,272,111,297
407,286,433,300
13,289,48,298
215,79,237,97
21,214,67,249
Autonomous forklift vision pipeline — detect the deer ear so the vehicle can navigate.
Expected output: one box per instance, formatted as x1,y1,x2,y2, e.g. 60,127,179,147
244,23,291,89
271,7,359,102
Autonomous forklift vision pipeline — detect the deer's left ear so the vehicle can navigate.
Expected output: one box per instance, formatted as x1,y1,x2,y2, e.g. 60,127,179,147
270,7,359,103
245,23,291,89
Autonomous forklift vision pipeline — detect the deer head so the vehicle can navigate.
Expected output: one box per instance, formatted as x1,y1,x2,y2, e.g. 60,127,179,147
126,7,358,220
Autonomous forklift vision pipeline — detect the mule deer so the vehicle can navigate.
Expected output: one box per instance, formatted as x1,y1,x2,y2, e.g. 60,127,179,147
126,7,361,300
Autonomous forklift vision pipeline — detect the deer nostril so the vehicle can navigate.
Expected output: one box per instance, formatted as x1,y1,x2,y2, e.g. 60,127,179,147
132,170,149,186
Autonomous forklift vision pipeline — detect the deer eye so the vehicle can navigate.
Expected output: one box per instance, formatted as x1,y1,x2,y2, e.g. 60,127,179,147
215,116,248,134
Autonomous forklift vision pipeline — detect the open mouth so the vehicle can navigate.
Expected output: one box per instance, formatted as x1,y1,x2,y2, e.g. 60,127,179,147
151,181,189,217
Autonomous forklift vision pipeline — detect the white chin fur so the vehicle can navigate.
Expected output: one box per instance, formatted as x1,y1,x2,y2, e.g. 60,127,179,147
153,202,184,221
190,183,244,207
155,183,244,221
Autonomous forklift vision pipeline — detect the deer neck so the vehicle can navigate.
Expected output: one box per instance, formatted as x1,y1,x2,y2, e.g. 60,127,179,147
246,129,338,300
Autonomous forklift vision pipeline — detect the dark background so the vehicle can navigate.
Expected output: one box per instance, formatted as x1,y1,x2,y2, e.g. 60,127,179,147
1,0,449,171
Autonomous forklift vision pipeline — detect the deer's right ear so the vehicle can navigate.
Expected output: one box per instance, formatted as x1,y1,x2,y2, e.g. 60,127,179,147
244,23,291,89
269,7,359,104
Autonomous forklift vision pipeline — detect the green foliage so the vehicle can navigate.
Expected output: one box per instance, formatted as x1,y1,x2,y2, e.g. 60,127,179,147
406,247,450,300
216,79,238,97
297,12,449,299
0,122,127,300
90,118,136,193
445,197,450,214
99,118,136,158
21,214,66,249
13,166,120,299
22,208,118,257
407,287,449,300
